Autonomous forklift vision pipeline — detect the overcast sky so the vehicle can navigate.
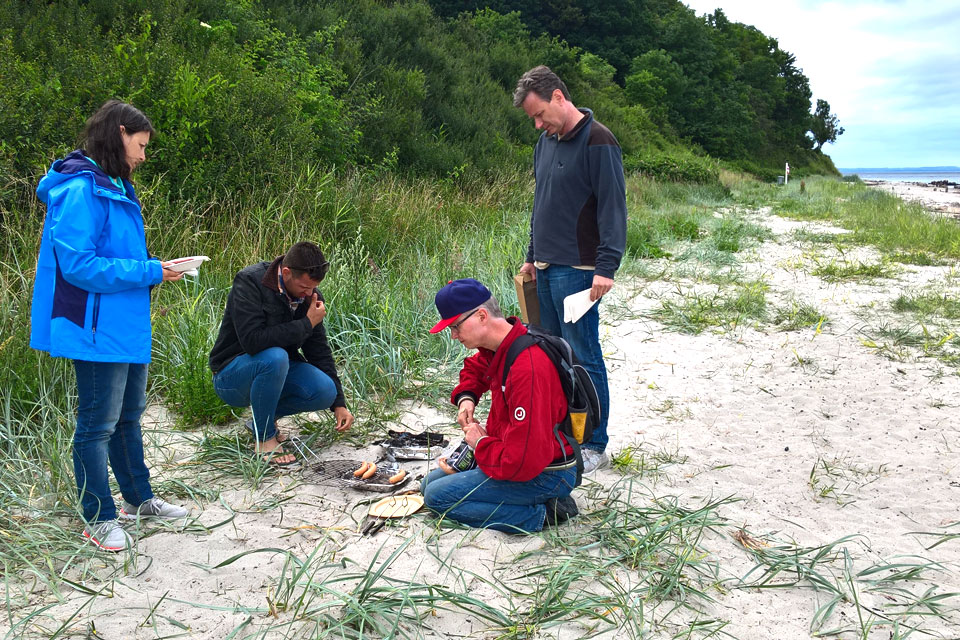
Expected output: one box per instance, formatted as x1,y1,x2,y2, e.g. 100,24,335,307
681,0,960,168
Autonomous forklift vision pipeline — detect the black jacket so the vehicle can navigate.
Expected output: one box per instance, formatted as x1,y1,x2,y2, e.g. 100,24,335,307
209,256,346,409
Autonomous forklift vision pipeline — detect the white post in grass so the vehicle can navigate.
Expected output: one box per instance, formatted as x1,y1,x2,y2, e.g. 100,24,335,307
785,162,790,185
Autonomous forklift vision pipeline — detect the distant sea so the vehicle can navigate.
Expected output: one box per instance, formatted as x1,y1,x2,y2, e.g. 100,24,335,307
838,166,960,183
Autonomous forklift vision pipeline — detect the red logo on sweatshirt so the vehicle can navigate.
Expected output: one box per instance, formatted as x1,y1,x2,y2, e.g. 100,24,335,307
514,407,526,421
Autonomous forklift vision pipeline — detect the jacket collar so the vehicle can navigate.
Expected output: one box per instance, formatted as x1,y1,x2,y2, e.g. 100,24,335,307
260,256,285,291
481,318,527,383
50,150,141,208
559,108,593,142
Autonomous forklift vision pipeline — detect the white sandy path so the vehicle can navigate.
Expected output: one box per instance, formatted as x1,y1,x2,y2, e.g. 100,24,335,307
5,203,960,639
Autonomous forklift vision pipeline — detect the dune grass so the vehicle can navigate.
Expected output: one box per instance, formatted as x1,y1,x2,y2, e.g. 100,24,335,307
753,177,960,259
648,281,769,334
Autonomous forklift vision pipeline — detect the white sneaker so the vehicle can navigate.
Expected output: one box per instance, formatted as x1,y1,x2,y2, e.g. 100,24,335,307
83,519,132,552
120,497,188,521
581,449,609,474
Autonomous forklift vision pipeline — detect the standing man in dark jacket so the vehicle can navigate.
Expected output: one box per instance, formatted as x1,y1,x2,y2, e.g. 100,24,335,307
513,65,627,473
209,241,353,465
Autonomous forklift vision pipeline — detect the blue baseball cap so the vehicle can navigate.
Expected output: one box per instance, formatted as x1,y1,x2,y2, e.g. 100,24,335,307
430,278,492,334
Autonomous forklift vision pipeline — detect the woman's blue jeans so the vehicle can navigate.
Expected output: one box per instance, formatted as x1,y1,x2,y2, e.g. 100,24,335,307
535,265,610,451
73,360,154,523
422,465,577,533
212,347,338,442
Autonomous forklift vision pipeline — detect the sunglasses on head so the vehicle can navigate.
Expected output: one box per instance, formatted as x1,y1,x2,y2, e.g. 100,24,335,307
289,261,330,281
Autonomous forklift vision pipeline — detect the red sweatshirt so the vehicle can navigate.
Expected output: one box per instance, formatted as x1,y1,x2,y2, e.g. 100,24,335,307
451,319,571,481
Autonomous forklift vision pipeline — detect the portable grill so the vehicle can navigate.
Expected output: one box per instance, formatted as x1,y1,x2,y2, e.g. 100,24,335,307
288,437,412,492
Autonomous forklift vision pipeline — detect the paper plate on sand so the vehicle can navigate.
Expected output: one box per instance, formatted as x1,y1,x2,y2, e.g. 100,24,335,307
167,256,210,273
368,494,424,519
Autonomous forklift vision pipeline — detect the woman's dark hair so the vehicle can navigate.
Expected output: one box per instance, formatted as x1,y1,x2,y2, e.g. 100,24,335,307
82,100,155,180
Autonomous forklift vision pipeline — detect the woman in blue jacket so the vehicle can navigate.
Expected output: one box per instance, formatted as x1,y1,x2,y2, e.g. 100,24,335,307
31,101,190,552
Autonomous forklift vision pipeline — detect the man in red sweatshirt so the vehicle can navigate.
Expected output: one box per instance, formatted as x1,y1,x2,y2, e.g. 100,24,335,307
423,279,579,532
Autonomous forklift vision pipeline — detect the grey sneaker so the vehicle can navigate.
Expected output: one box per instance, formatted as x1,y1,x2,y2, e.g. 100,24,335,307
581,449,609,474
83,519,132,552
120,497,188,521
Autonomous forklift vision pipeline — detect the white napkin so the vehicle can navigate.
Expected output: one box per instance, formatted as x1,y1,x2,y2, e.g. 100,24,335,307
563,288,598,324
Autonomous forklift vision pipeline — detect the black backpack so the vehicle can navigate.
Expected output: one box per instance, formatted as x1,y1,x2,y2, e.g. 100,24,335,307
501,325,601,486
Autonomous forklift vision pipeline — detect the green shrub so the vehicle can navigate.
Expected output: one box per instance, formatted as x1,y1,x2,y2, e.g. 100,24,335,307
626,153,720,185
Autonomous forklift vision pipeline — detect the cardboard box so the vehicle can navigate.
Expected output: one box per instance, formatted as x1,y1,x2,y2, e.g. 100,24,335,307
513,272,540,326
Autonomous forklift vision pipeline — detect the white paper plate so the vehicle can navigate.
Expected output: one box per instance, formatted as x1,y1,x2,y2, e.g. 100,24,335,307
166,256,210,273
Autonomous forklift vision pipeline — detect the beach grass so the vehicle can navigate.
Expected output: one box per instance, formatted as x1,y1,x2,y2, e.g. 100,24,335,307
859,323,960,368
648,281,769,334
893,290,960,319
811,257,899,282
752,177,960,258
772,298,828,332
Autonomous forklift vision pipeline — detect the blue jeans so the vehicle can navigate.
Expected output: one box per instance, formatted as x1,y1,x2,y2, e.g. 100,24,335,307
213,347,338,442
422,465,577,533
73,360,154,523
535,265,610,451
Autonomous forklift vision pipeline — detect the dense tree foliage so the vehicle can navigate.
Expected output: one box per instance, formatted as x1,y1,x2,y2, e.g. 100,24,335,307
0,0,837,195
429,1,839,173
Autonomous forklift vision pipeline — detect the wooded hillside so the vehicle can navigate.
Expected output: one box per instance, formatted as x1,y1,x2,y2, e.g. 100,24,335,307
0,0,839,195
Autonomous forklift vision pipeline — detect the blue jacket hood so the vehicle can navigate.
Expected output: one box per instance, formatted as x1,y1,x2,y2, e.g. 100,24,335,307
37,150,140,208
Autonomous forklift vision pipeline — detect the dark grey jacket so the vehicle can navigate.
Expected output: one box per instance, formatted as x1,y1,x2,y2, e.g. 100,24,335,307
209,256,346,409
526,109,627,279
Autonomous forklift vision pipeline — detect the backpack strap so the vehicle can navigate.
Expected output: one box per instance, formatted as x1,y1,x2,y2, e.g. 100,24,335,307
501,331,583,488
501,333,537,393
556,426,584,487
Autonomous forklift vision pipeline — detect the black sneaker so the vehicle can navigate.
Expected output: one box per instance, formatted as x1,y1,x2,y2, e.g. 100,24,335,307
544,494,579,527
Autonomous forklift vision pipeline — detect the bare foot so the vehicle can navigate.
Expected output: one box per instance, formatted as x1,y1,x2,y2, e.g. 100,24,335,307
255,436,297,466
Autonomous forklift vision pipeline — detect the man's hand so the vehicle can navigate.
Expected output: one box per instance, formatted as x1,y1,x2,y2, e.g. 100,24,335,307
306,293,326,327
463,421,487,448
590,274,614,302
436,456,456,475
520,262,537,282
333,406,353,432
456,399,477,430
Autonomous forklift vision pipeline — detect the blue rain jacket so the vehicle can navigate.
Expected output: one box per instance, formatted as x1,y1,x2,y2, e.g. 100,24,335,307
30,151,163,363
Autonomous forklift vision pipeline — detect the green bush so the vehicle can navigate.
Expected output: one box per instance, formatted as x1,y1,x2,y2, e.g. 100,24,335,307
626,153,721,185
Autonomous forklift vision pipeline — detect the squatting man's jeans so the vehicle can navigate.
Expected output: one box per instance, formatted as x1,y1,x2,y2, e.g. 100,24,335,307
213,347,338,442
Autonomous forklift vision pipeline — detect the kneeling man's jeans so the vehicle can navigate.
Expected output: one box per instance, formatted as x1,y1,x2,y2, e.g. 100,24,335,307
422,465,577,533
213,347,337,441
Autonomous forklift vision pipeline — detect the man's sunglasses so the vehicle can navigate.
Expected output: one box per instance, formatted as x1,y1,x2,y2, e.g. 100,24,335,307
289,261,330,281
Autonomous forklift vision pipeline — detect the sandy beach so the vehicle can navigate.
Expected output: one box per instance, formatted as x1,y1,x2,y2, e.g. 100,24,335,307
5,201,960,639
867,180,960,218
